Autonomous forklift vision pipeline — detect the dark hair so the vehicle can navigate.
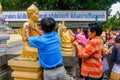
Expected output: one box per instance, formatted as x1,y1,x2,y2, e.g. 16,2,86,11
83,28,88,39
111,28,115,31
88,22,103,36
77,27,82,30
105,28,111,42
39,17,56,33
115,35,120,43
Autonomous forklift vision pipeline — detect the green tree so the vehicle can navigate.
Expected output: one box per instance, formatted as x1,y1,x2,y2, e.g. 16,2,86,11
104,11,120,29
1,0,35,10
1,0,19,10
0,0,119,10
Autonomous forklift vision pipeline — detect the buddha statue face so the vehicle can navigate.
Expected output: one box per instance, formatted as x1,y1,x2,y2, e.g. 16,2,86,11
27,4,39,22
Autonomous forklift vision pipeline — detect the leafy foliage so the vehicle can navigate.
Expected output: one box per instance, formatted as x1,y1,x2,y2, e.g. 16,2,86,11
1,0,19,10
104,11,120,29
1,0,120,30
0,0,119,10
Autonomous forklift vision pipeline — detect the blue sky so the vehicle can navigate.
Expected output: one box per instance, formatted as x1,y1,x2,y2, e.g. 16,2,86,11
110,2,120,15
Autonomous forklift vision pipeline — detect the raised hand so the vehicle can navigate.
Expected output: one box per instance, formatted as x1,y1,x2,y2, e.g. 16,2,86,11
73,40,78,45
26,24,31,29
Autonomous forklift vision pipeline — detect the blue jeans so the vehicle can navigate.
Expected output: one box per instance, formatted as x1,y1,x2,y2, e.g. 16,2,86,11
85,77,101,80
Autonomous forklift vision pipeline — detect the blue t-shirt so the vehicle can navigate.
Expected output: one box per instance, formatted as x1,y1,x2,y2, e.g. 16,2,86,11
28,32,63,68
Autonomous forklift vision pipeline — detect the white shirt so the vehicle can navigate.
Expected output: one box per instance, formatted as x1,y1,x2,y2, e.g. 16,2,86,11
112,63,120,74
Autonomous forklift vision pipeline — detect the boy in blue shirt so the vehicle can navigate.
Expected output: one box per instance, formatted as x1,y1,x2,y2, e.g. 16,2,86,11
25,17,67,80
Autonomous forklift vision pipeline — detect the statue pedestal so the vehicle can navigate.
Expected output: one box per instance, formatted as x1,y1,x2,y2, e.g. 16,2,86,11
8,57,43,80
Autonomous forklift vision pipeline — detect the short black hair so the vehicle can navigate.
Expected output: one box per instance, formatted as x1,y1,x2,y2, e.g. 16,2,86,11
39,17,56,33
83,27,88,39
88,22,103,36
77,27,82,30
111,28,117,31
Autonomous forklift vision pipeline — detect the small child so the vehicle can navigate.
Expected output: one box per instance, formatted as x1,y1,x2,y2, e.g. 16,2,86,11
75,28,89,44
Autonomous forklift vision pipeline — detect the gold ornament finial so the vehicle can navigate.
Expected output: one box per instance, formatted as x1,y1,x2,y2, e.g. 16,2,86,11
61,21,66,28
62,21,65,25
27,4,38,10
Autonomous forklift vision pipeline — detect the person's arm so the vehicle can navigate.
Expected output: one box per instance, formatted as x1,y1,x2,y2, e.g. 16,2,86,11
68,29,75,36
25,25,30,40
73,40,83,51
77,39,86,47
28,36,40,48
31,26,44,35
30,25,44,36
74,40,95,59
102,45,113,56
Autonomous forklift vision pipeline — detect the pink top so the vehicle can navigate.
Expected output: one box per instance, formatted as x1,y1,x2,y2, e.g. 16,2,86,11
75,34,88,44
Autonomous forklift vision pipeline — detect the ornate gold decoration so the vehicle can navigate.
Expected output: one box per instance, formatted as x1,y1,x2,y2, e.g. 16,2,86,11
58,21,75,56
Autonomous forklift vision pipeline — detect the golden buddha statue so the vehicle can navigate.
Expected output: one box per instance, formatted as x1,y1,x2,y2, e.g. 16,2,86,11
21,4,39,60
58,21,75,56
8,4,43,80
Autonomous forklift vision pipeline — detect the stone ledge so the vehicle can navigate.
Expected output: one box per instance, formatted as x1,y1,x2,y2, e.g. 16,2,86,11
8,59,41,69
0,54,21,80
12,71,42,79
0,70,9,80
7,54,21,61
0,64,8,72
0,54,7,67
7,40,23,48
